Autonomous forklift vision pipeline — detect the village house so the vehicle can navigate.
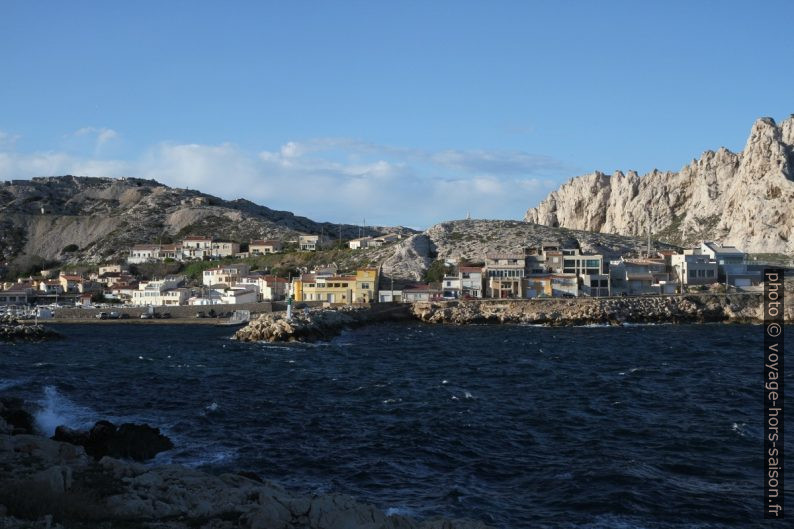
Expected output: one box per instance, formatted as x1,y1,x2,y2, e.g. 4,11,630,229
127,244,159,264
551,274,579,297
292,268,378,304
698,241,759,287
484,254,526,298
348,237,373,250
239,274,288,301
131,278,189,306
441,275,461,299
249,240,282,255
58,272,83,294
0,282,35,305
39,279,64,295
202,264,251,287
402,284,442,302
211,241,240,258
524,275,552,298
298,234,330,251
609,257,674,295
459,266,484,298
378,289,403,302
181,236,213,259
670,252,718,288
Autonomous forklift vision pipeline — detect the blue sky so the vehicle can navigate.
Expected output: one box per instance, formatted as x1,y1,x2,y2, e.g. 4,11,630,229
1,1,792,228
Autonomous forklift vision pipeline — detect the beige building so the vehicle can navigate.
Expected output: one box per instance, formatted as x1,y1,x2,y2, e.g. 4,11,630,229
484,254,526,298
202,264,251,287
249,240,282,255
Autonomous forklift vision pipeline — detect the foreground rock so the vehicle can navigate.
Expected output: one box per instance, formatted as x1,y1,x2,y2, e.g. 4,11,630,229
235,305,412,342
53,420,174,462
0,314,60,342
0,433,490,529
411,293,792,325
0,398,36,435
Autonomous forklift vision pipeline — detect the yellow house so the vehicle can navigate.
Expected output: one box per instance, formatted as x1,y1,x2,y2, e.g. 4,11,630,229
353,268,378,303
292,268,378,304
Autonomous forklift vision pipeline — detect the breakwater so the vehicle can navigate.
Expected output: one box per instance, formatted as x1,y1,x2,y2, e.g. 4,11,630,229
411,293,788,325
234,293,790,342
234,304,413,342
0,315,60,341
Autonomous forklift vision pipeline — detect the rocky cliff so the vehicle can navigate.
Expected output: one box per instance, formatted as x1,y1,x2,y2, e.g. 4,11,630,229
525,116,794,254
0,176,410,266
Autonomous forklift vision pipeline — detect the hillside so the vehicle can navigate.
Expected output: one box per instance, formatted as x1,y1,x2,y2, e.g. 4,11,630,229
525,116,794,254
376,219,678,281
0,176,410,269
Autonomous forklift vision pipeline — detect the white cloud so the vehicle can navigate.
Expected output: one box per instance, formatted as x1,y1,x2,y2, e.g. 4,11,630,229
72,127,120,148
0,135,566,227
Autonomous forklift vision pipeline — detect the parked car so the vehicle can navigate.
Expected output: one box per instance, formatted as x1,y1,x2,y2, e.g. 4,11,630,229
109,311,121,319
140,313,153,319
120,313,130,319
95,312,108,320
195,311,206,318
161,312,171,319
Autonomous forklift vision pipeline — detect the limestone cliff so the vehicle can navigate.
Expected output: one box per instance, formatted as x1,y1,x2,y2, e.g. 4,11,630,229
524,116,794,254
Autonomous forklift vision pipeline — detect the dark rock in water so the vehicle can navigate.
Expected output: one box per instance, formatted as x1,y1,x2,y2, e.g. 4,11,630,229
52,420,174,461
0,397,35,434
52,424,90,445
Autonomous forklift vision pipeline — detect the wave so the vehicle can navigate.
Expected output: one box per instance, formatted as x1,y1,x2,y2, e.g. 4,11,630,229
0,378,29,392
34,385,98,436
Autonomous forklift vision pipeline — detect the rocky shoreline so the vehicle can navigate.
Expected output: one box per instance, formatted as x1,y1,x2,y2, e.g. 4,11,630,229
0,399,488,529
233,304,413,342
0,315,60,342
233,293,791,343
410,293,791,326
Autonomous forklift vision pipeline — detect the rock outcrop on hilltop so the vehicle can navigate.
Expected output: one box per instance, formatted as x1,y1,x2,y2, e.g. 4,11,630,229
0,176,411,265
525,116,794,253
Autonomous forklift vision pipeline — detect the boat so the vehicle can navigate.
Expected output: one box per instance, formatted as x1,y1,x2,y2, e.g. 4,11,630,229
216,310,251,327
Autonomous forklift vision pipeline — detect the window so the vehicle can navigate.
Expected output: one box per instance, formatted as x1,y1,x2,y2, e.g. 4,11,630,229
706,269,714,277
361,283,369,289
689,270,696,278
585,259,600,268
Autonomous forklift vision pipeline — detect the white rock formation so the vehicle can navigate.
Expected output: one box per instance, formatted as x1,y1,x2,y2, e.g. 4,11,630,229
525,116,794,254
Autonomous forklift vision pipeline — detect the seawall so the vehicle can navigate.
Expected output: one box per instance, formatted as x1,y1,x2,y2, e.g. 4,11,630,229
410,293,792,325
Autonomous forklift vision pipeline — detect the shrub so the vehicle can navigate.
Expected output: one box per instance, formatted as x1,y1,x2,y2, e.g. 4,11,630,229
62,244,79,253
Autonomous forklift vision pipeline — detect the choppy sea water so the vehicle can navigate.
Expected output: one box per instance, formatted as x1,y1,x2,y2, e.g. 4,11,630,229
1,322,791,528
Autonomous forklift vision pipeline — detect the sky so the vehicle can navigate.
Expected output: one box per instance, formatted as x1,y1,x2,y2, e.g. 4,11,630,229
1,1,793,228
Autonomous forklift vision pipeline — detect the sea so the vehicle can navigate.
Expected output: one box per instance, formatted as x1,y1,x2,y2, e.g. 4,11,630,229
1,322,791,529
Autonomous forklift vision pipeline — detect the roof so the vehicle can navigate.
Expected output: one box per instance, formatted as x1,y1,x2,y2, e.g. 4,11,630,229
703,241,745,256
61,275,82,281
486,254,525,260
250,239,281,246
183,236,212,241
131,244,158,251
627,274,654,281
459,266,483,273
403,284,441,292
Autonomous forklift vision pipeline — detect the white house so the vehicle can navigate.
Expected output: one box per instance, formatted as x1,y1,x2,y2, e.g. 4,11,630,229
348,237,373,250
202,264,251,287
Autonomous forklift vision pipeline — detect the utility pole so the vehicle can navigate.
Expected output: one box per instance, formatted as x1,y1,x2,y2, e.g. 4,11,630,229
646,212,652,258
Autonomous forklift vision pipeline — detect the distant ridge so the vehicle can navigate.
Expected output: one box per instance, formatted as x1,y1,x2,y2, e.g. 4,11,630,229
0,175,411,265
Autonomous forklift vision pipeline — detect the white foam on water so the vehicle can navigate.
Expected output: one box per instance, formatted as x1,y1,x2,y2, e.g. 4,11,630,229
385,506,416,517
206,402,219,412
34,385,97,436
0,378,28,392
